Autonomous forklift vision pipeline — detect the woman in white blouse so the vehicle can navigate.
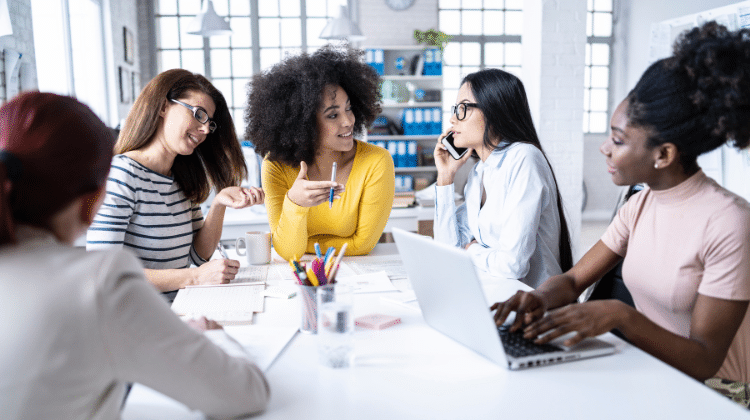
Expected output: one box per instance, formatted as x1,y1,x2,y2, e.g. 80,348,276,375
0,92,269,419
433,69,572,287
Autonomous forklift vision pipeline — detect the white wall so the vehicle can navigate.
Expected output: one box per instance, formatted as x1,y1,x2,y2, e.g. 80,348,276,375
358,0,437,46
615,0,739,104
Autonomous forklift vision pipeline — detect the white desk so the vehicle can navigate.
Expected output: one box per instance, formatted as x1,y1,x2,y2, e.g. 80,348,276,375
220,205,434,242
123,243,747,419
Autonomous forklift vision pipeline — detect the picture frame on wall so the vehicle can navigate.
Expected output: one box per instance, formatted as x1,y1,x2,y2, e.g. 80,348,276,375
123,27,135,64
119,66,131,103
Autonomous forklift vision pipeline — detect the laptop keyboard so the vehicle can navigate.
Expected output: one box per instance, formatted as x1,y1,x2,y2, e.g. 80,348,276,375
498,325,563,358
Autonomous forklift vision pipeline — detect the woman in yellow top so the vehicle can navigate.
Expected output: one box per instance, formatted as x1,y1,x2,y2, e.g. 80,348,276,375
245,45,395,260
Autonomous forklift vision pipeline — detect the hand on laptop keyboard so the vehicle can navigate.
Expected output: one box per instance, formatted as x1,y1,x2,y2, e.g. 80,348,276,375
498,325,562,358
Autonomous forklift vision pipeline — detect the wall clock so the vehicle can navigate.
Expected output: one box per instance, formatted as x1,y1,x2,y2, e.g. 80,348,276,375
385,0,415,11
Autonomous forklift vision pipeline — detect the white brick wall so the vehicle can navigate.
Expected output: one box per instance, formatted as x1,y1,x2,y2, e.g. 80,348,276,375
358,0,437,46
524,0,587,258
0,0,36,102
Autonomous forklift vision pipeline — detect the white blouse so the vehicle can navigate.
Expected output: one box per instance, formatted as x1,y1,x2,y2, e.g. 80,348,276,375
0,226,269,419
434,142,564,287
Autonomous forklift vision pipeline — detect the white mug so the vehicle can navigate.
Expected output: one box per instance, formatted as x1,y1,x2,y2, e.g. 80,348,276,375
235,231,272,265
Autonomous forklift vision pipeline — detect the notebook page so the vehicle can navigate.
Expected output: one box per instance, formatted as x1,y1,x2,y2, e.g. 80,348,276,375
345,255,407,280
171,284,264,322
232,265,269,284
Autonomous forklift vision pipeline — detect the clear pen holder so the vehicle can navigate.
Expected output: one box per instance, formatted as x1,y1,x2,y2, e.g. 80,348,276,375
298,284,318,334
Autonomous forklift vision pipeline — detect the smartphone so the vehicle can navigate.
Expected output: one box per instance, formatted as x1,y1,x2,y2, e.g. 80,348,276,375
441,132,468,160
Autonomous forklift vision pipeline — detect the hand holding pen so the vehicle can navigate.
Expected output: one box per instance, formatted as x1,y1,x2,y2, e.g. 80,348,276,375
329,162,337,208
191,243,238,286
286,161,344,208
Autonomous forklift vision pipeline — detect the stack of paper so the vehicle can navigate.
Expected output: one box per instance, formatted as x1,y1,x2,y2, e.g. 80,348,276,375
171,284,264,323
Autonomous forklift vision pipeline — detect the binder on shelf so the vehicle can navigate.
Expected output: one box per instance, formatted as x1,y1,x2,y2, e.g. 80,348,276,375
394,175,415,193
432,108,442,135
414,108,424,135
433,49,443,76
404,175,414,191
407,141,418,167
397,140,407,168
375,49,384,75
366,48,384,75
402,108,415,136
423,49,433,76
387,140,398,167
423,108,432,135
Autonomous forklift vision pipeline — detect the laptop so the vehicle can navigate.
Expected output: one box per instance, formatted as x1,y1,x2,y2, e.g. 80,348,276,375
392,228,616,370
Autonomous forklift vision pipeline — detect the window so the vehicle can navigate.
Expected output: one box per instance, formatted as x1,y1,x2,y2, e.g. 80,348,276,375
31,0,111,125
155,0,344,135
583,0,613,133
438,0,523,129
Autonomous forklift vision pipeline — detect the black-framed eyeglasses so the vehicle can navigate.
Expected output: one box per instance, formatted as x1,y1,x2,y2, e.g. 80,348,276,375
451,102,480,121
170,98,218,133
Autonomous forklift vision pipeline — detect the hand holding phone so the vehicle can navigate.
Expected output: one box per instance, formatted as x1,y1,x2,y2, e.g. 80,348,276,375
441,131,469,160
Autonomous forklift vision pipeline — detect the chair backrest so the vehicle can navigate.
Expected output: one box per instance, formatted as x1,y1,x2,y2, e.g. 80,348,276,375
585,184,643,340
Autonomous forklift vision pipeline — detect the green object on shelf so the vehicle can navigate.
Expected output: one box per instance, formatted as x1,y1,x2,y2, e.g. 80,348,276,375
413,29,452,53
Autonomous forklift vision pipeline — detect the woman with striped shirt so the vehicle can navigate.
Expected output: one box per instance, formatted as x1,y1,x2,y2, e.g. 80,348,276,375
87,69,264,298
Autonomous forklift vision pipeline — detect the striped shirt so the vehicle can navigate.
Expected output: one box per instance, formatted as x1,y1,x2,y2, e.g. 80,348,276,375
86,155,207,269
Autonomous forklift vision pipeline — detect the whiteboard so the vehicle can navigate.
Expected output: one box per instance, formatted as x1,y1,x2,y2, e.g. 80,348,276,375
648,1,750,199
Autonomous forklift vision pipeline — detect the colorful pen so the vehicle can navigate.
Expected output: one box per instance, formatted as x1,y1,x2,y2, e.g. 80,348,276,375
314,242,323,259
306,266,320,286
323,246,335,265
328,243,348,283
329,162,337,208
288,260,303,285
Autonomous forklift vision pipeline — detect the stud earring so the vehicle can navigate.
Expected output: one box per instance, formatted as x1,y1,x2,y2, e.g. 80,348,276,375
654,163,659,169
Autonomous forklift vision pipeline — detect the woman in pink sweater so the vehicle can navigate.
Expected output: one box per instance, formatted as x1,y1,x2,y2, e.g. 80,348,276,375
493,22,750,402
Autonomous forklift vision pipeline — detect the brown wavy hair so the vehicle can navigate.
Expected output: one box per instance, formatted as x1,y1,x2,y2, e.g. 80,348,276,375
116,68,247,203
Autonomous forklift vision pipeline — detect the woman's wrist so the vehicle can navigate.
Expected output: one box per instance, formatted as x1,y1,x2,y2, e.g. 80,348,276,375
437,173,455,186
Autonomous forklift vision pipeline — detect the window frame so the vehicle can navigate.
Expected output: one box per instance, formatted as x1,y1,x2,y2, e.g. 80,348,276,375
153,0,345,138
438,2,523,131
583,1,615,134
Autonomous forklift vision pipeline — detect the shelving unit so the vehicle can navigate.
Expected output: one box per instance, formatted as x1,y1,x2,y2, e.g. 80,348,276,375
364,45,444,192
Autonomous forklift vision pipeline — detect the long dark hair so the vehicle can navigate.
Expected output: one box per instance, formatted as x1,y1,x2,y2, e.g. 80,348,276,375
462,69,573,271
627,22,750,172
0,92,114,245
116,69,247,203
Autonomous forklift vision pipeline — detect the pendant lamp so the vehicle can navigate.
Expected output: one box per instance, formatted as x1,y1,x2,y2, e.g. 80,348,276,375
186,0,232,37
319,5,365,42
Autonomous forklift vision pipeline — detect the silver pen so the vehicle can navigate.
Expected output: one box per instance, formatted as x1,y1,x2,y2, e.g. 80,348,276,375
216,243,229,259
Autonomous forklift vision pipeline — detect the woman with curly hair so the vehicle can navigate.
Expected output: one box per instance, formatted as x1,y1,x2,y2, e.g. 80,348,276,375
493,22,750,401
87,69,264,299
246,45,394,260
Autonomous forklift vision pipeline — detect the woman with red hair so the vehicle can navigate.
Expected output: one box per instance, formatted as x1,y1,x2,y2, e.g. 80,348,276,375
0,92,269,419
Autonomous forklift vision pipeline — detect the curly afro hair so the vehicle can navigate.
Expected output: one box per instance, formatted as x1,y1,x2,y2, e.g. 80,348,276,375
245,44,382,166
627,21,750,171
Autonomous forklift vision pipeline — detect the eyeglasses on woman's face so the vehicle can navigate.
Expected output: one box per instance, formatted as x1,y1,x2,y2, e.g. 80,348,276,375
170,98,217,133
451,102,479,121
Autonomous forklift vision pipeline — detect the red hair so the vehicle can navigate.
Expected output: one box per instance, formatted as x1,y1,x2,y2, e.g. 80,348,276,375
0,92,114,245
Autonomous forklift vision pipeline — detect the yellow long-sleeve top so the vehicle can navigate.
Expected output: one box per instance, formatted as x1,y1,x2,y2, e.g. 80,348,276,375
262,140,395,260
